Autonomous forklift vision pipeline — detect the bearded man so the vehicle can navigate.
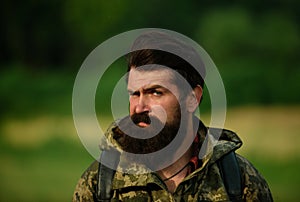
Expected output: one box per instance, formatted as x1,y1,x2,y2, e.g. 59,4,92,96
72,31,273,202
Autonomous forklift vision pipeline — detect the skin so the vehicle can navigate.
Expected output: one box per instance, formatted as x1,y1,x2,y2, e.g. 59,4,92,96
127,67,203,192
128,68,181,127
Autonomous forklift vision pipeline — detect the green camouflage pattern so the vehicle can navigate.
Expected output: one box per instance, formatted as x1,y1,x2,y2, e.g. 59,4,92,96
72,121,273,201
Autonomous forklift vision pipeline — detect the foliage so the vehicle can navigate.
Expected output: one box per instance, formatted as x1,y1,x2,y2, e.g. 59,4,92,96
1,1,299,69
1,2,300,201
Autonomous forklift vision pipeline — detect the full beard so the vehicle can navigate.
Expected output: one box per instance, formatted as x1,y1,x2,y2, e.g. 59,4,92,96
111,106,187,168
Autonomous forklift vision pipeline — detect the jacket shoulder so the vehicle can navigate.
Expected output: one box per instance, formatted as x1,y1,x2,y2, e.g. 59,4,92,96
236,154,273,201
72,161,99,202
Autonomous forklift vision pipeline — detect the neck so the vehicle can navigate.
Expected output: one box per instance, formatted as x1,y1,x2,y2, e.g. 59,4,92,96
157,147,192,193
157,115,195,192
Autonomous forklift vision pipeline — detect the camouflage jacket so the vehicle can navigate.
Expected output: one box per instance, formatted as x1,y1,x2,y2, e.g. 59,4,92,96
72,121,273,202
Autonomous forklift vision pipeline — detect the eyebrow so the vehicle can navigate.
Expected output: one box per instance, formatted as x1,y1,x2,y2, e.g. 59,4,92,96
127,85,166,93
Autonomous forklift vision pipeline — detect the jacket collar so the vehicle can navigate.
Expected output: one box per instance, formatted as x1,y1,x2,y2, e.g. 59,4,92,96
101,118,243,190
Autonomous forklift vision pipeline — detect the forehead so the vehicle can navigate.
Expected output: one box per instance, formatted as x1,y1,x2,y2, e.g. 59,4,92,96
127,68,178,91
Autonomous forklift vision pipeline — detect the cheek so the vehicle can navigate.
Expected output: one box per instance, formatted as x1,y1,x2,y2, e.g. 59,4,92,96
166,101,182,119
156,103,176,119
129,96,142,115
129,99,135,115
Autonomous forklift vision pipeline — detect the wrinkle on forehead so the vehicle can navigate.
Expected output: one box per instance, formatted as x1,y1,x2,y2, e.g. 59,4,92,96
127,68,178,92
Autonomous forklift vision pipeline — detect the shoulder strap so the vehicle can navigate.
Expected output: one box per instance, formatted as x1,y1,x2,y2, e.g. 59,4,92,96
217,151,243,202
96,150,120,202
96,150,243,201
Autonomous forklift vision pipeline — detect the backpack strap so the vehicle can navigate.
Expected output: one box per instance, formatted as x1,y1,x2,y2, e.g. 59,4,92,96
217,151,243,202
96,150,120,202
96,150,243,201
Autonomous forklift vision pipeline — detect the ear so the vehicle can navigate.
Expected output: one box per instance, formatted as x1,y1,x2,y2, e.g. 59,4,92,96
186,85,203,113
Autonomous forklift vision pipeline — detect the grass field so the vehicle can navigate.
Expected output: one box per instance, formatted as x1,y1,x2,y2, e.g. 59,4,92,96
0,105,299,201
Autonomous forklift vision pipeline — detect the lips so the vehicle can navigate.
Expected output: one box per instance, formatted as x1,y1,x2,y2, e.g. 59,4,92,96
137,122,149,127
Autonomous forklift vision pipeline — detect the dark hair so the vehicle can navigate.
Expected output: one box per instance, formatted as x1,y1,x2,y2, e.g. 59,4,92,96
126,31,206,89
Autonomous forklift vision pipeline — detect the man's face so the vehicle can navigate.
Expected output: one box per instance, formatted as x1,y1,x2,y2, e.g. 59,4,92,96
127,67,184,128
112,67,187,156
112,67,190,160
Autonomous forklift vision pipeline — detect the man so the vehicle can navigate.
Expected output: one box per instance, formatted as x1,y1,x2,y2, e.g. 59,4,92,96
73,31,273,201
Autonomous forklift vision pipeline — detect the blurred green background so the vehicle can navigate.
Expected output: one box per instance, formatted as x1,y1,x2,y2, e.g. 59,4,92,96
1,0,300,201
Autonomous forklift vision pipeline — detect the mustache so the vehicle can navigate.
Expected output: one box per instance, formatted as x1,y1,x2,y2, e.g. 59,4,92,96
112,114,176,155
114,113,163,138
130,112,152,125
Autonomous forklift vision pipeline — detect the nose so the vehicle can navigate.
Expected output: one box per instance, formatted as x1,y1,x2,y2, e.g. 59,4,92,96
135,94,150,114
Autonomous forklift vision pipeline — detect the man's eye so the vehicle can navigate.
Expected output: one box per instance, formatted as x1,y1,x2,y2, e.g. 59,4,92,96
129,91,140,96
152,91,163,96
